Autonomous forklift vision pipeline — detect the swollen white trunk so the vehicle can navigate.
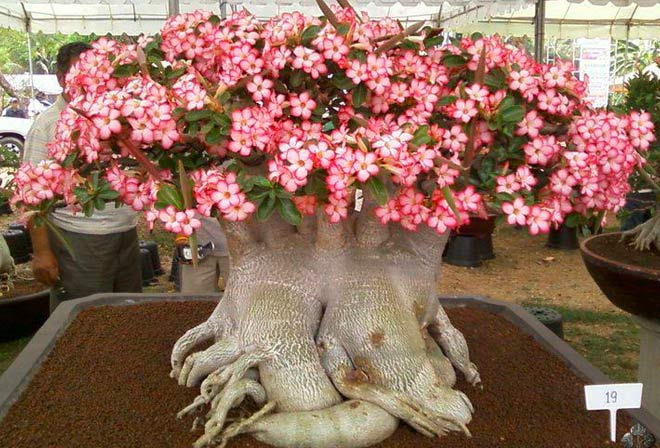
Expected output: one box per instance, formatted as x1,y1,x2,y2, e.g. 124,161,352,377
171,207,480,448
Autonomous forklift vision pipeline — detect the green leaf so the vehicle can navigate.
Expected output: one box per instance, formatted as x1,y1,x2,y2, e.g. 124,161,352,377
113,63,139,78
348,49,366,63
83,201,95,217
205,126,223,145
212,113,231,129
94,197,106,211
352,83,367,108
97,189,120,200
208,14,221,25
322,121,336,132
471,32,483,40
366,176,388,206
400,39,418,50
185,109,212,122
442,54,467,68
156,184,185,210
201,121,215,135
62,152,78,168
290,71,305,88
424,35,443,49
185,121,200,138
257,195,276,221
251,176,272,188
501,105,526,124
565,213,582,228
411,125,432,147
484,68,507,90
441,185,462,224
436,95,458,107
301,25,322,45
331,72,356,90
336,23,350,36
277,198,302,225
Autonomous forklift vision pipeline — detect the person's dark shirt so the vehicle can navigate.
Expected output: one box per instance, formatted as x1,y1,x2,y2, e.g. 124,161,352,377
3,108,26,118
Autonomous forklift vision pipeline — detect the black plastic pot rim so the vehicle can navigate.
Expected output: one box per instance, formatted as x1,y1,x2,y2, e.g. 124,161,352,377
0,290,49,306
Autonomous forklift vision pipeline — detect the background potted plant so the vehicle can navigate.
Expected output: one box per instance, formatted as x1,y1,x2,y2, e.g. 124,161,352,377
616,70,660,231
580,73,660,416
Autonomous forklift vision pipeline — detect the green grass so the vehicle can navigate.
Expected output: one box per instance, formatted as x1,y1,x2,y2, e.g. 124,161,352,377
522,297,639,382
0,336,32,374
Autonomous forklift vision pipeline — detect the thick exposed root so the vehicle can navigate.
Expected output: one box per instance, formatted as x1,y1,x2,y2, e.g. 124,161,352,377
319,334,472,438
621,214,660,251
193,379,267,448
218,401,277,448
233,400,398,448
424,335,456,387
428,306,481,386
171,321,216,378
179,338,242,387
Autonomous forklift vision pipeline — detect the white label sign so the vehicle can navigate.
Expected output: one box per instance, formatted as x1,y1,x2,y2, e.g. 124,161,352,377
577,38,611,109
584,383,643,442
354,188,364,212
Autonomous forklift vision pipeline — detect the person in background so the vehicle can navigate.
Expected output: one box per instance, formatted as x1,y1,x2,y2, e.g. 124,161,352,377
2,98,26,118
28,91,49,117
177,217,230,294
23,42,142,312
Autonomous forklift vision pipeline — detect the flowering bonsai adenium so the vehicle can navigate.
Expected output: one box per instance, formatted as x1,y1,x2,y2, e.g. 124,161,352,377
11,6,655,448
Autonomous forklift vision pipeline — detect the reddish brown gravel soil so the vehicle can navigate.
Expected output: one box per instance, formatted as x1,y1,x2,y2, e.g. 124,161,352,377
0,301,639,448
587,233,660,270
0,280,44,300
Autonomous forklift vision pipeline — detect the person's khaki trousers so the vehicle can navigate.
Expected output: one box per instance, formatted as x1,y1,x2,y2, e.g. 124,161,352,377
180,255,230,294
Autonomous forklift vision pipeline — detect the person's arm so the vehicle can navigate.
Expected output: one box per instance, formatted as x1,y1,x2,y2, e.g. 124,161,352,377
28,222,59,286
23,113,60,285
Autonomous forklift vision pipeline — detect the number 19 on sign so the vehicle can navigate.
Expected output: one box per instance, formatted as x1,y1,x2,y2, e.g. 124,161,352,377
584,383,643,442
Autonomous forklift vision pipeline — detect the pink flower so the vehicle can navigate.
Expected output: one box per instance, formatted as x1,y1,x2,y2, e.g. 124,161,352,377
452,99,478,123
158,206,201,235
353,151,379,182
502,197,530,226
526,206,551,235
289,92,316,120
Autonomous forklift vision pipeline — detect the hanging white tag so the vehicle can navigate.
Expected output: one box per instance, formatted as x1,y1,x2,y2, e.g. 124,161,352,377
354,188,364,212
584,383,643,442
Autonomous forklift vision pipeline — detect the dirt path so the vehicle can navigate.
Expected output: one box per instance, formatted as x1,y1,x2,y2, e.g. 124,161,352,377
439,225,621,314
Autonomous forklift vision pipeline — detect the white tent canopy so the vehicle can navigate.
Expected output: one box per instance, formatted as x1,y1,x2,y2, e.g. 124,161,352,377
458,0,660,39
0,0,535,35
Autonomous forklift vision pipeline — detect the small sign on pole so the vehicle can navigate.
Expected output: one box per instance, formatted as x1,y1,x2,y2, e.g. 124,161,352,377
584,383,643,442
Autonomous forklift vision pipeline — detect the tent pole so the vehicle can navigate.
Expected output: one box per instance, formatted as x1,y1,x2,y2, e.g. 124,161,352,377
220,0,228,19
167,0,180,17
25,25,36,115
20,3,35,114
534,0,546,63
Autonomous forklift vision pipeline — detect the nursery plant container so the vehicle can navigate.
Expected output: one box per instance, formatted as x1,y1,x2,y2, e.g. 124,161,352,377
546,224,579,250
443,234,482,267
0,200,12,216
8,223,31,254
523,306,564,339
1,294,659,448
140,248,156,287
139,240,163,276
1,229,30,264
0,290,49,341
620,191,656,232
581,232,660,419
169,249,181,291
446,215,497,264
